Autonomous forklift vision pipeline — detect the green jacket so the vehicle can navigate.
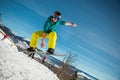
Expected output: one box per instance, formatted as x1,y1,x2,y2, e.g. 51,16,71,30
43,16,66,33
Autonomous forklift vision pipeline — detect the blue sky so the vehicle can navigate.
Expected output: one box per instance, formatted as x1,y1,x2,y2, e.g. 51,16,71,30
0,0,120,80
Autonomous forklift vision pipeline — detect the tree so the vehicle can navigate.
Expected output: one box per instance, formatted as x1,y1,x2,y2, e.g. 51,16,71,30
57,52,78,80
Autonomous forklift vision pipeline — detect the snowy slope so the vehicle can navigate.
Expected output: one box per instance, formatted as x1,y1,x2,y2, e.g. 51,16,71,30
0,33,59,80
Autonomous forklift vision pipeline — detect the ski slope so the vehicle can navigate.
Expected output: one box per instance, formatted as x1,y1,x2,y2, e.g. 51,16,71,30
0,33,59,80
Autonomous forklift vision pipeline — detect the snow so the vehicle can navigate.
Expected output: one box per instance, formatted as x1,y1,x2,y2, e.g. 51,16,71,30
15,40,29,49
77,72,91,80
0,33,59,80
23,37,30,41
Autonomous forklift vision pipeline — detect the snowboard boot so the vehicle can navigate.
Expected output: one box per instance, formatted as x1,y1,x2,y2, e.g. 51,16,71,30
47,48,54,54
27,47,36,59
27,47,36,52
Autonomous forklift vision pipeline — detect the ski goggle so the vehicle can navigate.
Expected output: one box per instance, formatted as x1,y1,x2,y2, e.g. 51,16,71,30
53,15,60,20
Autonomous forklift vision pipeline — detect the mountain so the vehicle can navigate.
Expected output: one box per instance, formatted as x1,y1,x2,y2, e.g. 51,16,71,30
0,25,29,46
0,25,99,80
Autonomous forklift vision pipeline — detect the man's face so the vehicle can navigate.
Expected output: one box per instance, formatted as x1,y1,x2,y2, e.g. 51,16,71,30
51,15,59,22
51,17,58,22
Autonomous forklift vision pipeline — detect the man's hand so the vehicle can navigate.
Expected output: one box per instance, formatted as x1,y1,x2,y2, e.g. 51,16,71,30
40,33,46,48
40,41,44,48
65,22,77,27
72,23,77,27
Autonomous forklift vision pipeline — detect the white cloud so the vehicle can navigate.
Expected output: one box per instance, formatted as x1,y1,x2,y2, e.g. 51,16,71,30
15,0,49,18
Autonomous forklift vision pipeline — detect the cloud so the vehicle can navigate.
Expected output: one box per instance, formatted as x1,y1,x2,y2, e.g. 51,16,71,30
15,0,50,18
77,29,120,60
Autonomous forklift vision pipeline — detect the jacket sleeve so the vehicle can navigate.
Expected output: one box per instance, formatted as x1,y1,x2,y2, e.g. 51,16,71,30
43,16,52,33
58,21,66,25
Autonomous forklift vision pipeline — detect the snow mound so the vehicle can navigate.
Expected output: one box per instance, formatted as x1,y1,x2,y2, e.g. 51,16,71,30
0,33,59,80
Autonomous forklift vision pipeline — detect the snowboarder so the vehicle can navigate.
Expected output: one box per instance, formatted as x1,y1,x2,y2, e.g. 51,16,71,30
1,34,8,40
27,11,77,54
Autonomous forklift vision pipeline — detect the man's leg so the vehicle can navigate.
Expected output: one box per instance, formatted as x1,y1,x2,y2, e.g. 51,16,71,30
47,32,57,54
28,30,44,51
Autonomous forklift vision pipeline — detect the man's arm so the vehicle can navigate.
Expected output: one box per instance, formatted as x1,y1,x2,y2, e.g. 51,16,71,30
41,16,51,48
40,33,46,48
58,21,77,27
65,22,77,27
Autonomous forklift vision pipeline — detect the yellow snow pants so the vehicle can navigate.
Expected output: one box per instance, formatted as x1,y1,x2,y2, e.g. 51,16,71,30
30,30,57,49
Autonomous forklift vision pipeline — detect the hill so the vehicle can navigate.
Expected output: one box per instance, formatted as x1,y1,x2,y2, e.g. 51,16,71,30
0,32,59,80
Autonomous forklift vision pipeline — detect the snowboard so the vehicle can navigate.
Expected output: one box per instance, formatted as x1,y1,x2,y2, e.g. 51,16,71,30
20,49,65,56
37,51,65,56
